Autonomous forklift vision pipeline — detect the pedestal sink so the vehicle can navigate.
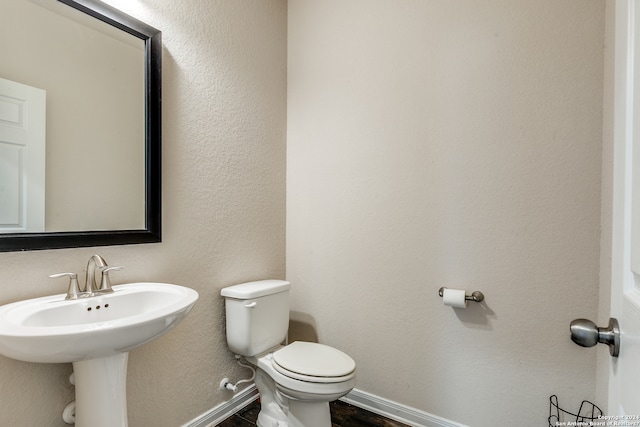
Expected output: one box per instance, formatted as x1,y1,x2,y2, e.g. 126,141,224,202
0,282,199,427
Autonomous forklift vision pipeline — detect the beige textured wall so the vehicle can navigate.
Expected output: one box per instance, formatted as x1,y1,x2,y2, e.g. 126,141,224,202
0,0,286,426
0,1,609,425
287,1,605,425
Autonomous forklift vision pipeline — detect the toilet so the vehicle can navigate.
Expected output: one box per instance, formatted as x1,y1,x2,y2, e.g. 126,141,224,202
221,280,356,427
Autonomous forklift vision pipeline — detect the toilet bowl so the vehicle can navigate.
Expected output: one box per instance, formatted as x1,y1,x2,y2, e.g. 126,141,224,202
252,342,356,400
221,280,357,427
249,342,356,427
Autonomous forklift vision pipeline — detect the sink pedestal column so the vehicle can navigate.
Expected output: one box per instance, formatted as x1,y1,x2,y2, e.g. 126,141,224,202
72,353,129,427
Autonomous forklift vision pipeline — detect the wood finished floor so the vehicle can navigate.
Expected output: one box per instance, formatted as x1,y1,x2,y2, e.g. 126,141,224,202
216,399,410,427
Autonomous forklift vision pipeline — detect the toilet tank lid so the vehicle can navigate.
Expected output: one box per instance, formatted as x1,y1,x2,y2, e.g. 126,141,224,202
221,280,291,299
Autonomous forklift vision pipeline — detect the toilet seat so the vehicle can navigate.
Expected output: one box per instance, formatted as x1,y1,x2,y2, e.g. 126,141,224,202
272,341,356,383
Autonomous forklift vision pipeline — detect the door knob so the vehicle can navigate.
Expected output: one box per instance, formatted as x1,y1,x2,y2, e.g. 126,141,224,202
570,317,620,357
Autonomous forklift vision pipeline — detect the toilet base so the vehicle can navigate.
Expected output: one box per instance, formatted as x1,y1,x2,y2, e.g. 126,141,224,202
254,369,334,427
257,401,331,427
287,400,331,427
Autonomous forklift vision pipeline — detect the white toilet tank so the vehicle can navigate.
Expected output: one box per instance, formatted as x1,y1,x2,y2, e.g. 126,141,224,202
221,280,291,356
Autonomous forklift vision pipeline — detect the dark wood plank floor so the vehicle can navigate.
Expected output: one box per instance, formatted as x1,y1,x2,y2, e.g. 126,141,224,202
216,399,410,427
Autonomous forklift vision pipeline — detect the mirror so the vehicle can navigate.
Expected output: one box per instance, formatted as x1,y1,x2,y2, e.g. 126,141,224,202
0,0,161,251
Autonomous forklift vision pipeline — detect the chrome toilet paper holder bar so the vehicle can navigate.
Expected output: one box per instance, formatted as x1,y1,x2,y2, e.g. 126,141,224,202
438,287,485,303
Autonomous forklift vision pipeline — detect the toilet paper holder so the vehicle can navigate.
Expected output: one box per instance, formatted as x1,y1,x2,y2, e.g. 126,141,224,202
438,287,485,303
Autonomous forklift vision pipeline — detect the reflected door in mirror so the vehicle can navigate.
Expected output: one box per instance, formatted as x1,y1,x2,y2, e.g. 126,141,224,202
0,77,46,232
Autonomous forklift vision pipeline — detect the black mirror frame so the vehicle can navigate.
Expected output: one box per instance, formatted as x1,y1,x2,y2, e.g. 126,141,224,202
0,0,161,252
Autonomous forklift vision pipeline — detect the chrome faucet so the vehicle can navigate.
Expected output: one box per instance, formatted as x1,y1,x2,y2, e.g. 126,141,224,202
50,255,124,299
85,254,107,294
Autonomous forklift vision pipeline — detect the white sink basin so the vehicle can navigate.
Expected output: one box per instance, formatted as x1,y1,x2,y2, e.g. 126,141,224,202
0,282,199,363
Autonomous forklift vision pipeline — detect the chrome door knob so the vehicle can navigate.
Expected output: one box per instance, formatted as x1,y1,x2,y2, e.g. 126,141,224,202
570,317,620,357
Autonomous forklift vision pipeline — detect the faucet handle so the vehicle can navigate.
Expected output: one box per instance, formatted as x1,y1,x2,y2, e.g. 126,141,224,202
49,272,85,300
98,266,123,293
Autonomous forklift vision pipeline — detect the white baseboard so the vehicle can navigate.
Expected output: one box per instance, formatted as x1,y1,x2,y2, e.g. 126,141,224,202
341,388,468,427
180,384,259,427
180,385,466,427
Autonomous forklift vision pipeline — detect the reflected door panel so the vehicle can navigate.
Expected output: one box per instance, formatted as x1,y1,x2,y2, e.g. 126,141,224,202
0,77,45,232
